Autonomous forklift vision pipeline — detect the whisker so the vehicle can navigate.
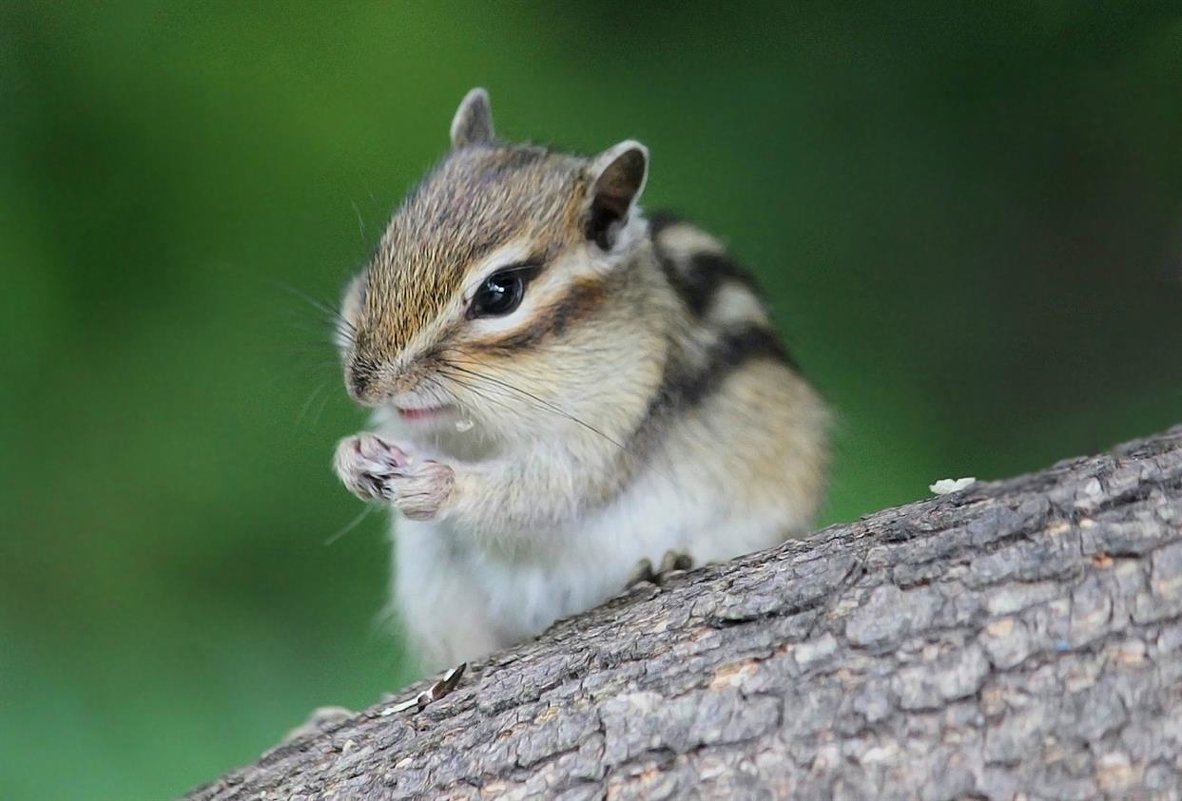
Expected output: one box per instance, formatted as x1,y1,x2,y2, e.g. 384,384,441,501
435,368,528,419
298,382,328,425
432,347,638,456
350,199,367,241
273,281,356,336
325,503,378,546
434,350,682,485
446,362,628,452
277,315,350,343
312,386,337,426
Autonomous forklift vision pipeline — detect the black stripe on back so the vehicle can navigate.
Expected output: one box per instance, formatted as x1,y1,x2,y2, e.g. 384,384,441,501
670,252,762,318
630,324,795,452
648,213,762,319
667,326,792,408
647,211,684,238
646,211,802,377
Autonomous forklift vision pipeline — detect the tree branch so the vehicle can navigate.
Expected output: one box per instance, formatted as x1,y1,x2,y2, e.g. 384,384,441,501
185,425,1182,800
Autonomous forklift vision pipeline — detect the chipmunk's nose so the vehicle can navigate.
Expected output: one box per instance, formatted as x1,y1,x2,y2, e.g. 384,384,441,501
346,357,420,407
345,359,386,406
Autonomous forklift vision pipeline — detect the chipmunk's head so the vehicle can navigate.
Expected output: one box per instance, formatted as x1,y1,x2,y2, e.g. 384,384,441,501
338,88,657,441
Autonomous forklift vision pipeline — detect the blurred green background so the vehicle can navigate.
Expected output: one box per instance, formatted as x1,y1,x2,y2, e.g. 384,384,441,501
3,2,1181,798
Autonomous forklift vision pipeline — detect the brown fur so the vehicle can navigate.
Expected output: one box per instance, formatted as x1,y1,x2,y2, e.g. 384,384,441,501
358,146,592,361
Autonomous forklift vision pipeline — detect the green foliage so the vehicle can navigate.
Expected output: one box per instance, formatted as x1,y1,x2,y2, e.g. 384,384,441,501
2,3,1180,798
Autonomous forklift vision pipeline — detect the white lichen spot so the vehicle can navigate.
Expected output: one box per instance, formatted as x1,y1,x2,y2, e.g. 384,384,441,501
860,743,900,764
793,633,838,667
930,477,976,495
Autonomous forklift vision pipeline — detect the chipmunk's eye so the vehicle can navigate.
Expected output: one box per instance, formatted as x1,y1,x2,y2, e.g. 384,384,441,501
467,264,538,319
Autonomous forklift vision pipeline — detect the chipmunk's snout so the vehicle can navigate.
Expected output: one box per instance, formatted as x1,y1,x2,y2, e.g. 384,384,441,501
345,354,435,409
344,359,383,406
345,357,410,407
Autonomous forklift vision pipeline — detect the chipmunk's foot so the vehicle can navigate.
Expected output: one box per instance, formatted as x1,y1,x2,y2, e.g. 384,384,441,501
626,549,694,588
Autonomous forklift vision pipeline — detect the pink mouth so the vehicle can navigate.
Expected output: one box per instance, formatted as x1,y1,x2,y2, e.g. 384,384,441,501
396,405,452,422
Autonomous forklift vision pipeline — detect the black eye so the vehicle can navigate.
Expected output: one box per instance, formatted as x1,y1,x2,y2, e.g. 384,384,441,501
467,264,538,319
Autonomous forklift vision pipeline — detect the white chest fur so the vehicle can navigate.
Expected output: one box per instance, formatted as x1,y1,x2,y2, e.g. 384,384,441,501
386,423,798,669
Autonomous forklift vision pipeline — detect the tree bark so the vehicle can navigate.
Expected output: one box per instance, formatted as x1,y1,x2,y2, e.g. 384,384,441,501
186,426,1182,801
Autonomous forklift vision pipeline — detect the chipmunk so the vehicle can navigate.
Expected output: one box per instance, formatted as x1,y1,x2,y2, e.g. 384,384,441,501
333,88,829,670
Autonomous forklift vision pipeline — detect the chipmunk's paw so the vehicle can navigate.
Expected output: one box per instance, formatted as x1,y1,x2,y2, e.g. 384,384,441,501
333,434,454,520
388,459,455,521
626,549,694,588
334,433,408,502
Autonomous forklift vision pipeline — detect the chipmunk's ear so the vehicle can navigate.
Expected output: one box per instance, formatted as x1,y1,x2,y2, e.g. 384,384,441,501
585,140,648,250
450,88,494,148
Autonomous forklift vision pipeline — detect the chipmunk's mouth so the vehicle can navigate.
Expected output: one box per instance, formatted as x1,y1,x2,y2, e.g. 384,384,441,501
395,404,454,423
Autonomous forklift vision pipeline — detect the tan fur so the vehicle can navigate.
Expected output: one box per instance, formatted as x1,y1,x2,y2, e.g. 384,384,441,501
333,88,829,669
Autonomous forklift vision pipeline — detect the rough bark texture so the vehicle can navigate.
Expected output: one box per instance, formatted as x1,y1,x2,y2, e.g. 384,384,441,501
186,426,1182,801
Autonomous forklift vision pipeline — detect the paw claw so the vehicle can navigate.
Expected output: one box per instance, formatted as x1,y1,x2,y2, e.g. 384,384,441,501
660,550,694,574
627,550,694,590
626,558,655,588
